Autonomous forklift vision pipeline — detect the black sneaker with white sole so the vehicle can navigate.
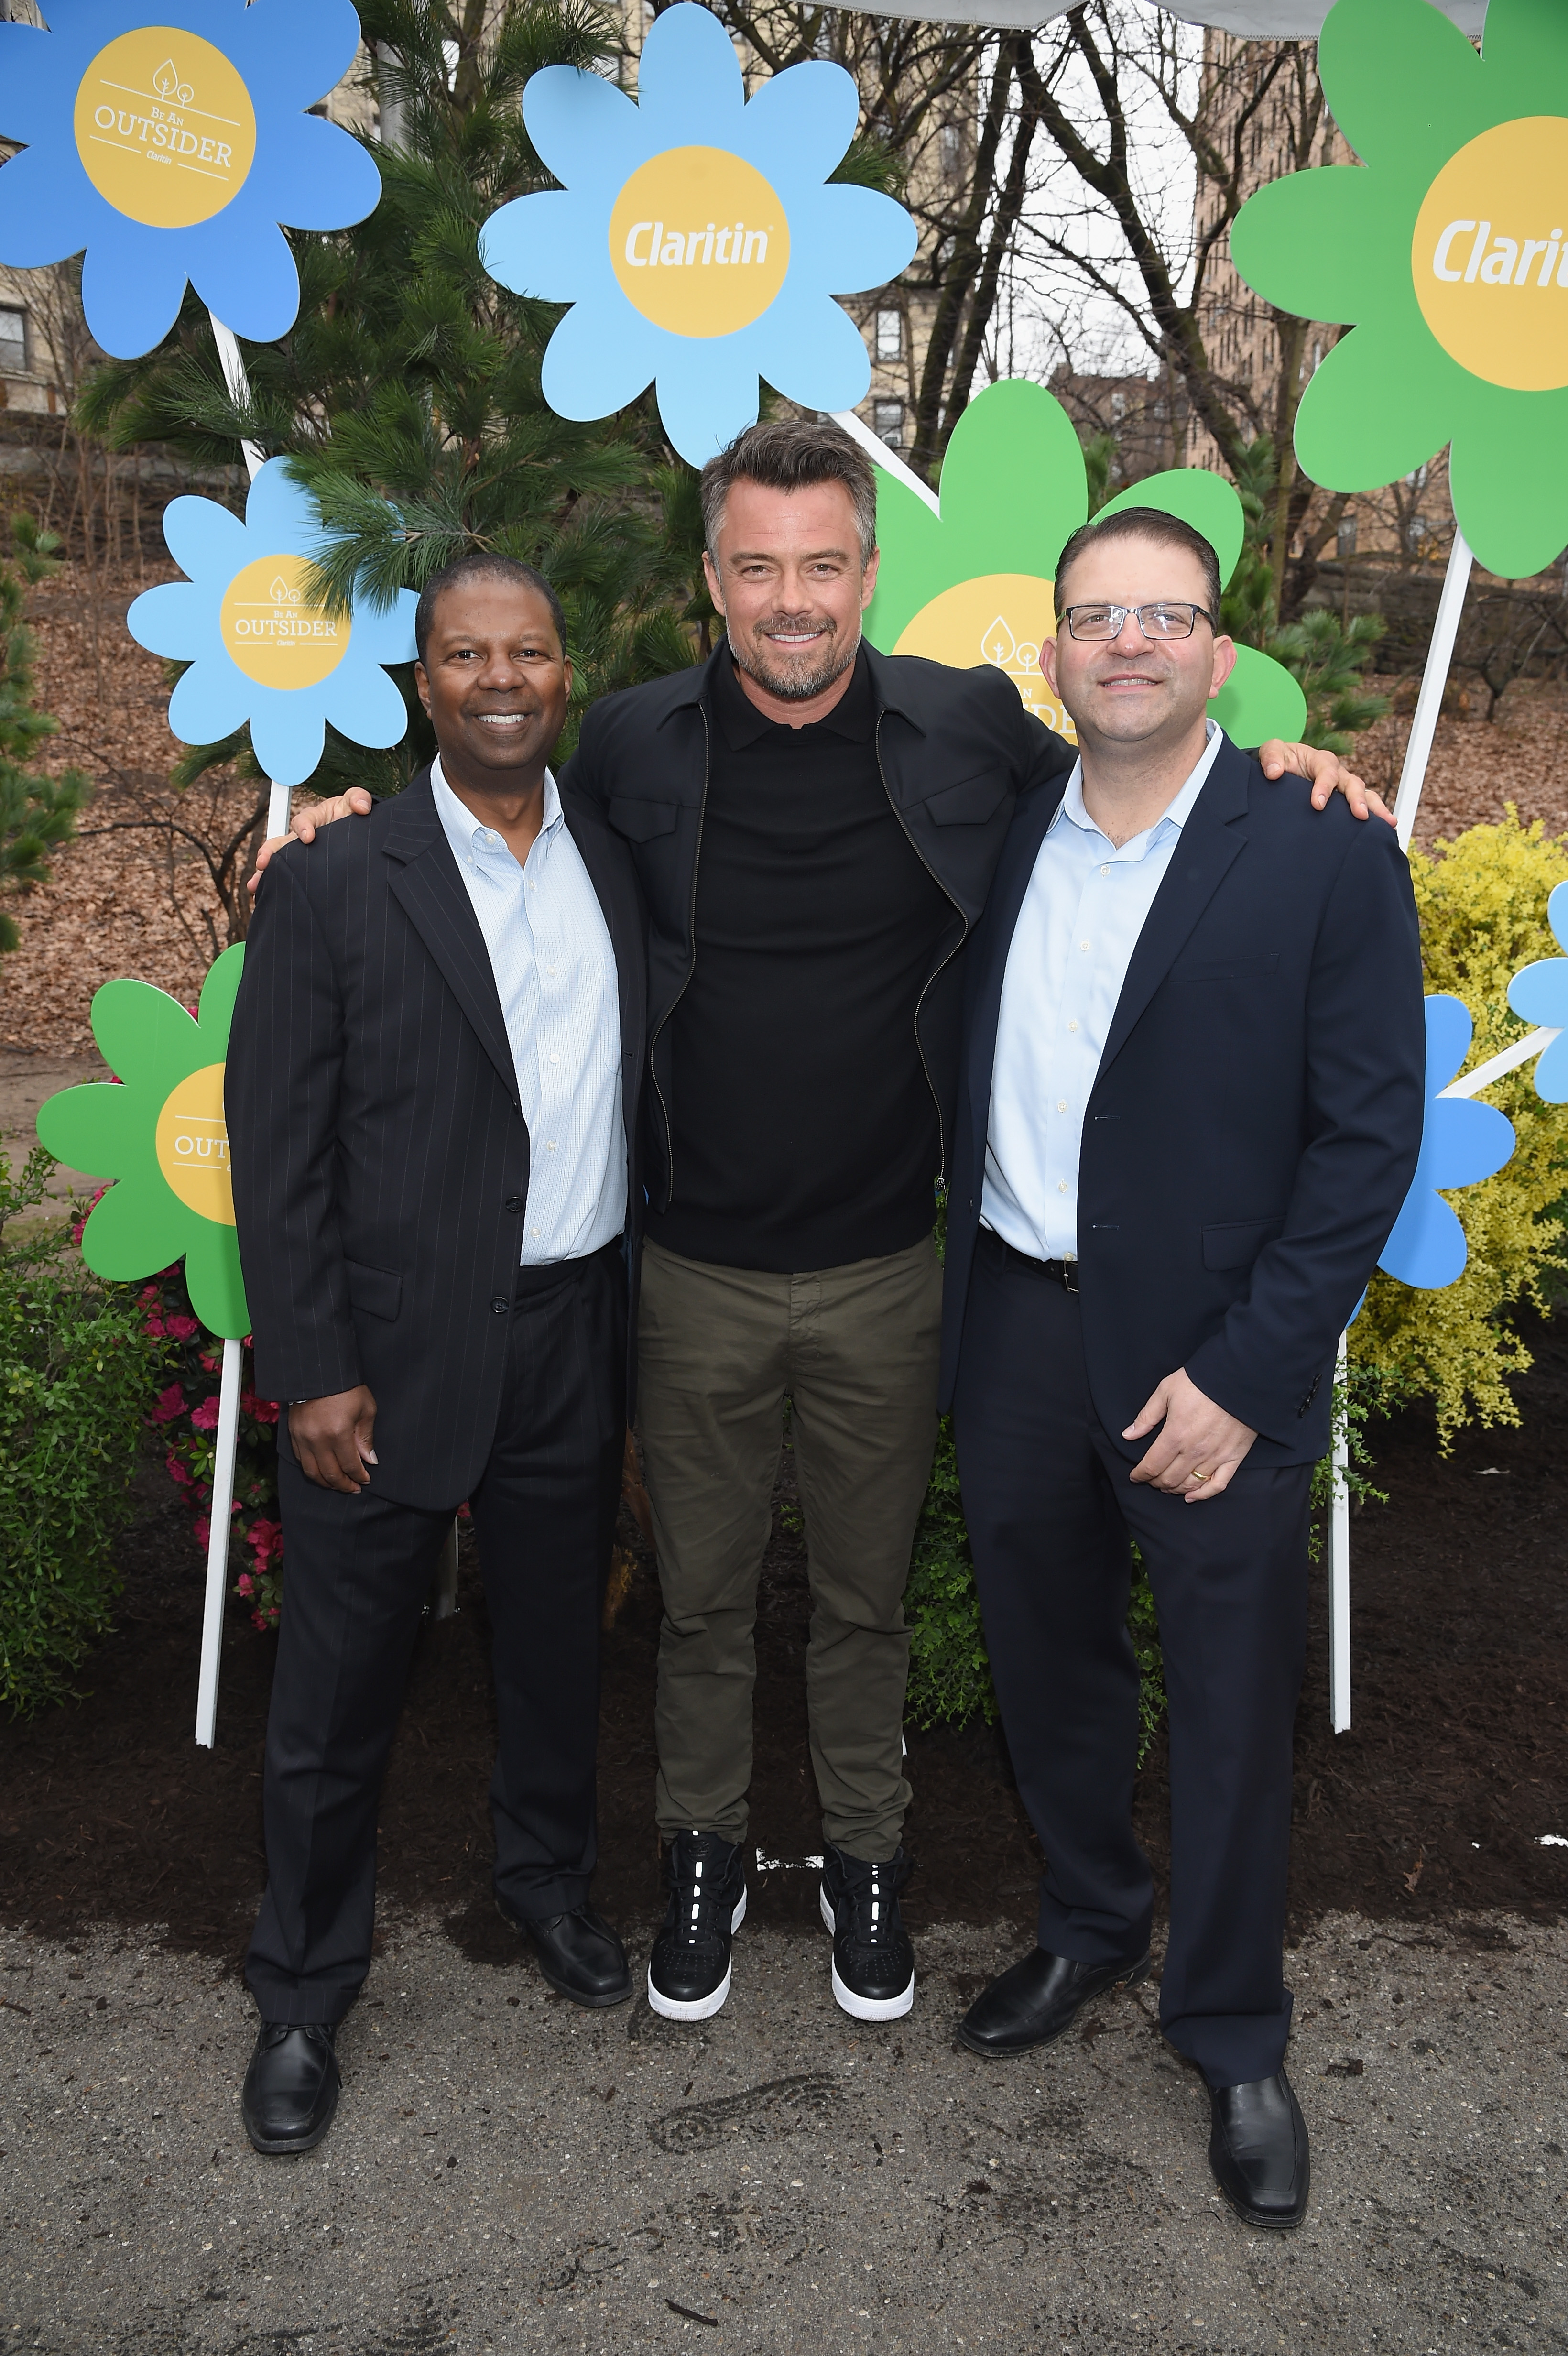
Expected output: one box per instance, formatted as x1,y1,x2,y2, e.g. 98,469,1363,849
820,1844,915,2022
646,1831,747,2021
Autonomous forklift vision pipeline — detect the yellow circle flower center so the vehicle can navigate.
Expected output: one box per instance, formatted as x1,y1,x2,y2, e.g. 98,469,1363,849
219,553,351,691
75,27,257,230
609,147,790,338
893,573,1077,742
155,1063,235,1227
1413,115,1568,393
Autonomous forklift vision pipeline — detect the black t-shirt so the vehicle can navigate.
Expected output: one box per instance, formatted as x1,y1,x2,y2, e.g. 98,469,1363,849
647,646,956,1273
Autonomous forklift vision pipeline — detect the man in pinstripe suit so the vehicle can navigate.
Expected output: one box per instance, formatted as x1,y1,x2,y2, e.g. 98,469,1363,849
227,555,645,2157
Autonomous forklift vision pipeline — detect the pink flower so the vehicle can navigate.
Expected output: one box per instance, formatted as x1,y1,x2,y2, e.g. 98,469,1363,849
165,1450,193,1488
190,1396,220,1432
246,1517,283,1571
193,1516,210,1549
236,1573,254,1598
142,1314,167,1338
149,1383,185,1424
165,1314,199,1342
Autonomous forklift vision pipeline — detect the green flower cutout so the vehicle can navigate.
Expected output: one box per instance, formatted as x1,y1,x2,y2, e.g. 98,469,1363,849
1231,0,1568,581
36,944,249,1339
865,378,1306,746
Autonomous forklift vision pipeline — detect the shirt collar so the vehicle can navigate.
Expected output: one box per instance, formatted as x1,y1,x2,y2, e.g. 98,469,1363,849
431,753,562,864
1052,719,1224,855
713,637,875,749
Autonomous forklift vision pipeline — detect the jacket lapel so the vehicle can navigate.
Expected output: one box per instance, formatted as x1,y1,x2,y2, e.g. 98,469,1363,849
383,770,520,1104
1096,737,1252,1079
966,775,1068,1136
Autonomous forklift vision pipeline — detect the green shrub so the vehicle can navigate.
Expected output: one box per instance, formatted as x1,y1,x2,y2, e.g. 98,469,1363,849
0,1149,164,1713
1352,810,1568,1443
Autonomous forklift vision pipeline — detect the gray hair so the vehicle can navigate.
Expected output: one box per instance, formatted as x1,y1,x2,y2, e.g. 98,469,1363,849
700,419,879,570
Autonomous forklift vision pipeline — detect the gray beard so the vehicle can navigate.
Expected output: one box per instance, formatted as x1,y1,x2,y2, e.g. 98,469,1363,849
733,622,859,704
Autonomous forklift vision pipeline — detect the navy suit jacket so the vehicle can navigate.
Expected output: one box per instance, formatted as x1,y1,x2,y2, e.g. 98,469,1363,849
228,766,646,1510
938,736,1426,1465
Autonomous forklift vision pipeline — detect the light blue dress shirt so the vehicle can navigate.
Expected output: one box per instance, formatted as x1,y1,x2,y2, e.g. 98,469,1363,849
982,720,1226,1263
431,755,626,1266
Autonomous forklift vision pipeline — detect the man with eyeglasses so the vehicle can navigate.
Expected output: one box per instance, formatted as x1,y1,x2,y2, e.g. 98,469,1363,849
938,507,1425,2229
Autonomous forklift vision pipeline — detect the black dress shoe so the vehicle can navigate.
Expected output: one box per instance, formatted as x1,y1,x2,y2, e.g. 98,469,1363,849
500,1899,632,2007
1209,2069,1310,2229
241,2022,339,2156
957,1945,1150,2057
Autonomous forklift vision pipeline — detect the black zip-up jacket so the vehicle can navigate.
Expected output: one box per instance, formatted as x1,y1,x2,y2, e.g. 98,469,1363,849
563,637,1078,1212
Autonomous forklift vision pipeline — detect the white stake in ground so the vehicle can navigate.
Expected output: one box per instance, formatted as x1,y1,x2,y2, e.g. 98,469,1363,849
1325,529,1475,1733
194,312,284,1749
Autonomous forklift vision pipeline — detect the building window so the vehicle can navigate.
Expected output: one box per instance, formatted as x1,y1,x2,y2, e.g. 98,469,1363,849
938,122,963,180
1338,512,1358,557
874,308,901,362
0,307,27,374
873,399,904,449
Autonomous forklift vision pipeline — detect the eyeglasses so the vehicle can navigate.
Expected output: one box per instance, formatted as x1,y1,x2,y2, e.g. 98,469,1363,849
1061,601,1216,641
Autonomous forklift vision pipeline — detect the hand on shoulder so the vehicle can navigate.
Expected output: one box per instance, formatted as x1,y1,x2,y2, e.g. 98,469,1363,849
248,787,375,892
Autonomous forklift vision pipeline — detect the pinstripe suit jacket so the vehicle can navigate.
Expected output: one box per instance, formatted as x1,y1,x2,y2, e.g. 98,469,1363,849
227,764,646,1510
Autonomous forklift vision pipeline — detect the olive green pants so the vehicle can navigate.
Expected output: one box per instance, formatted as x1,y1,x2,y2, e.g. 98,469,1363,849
637,1234,943,1862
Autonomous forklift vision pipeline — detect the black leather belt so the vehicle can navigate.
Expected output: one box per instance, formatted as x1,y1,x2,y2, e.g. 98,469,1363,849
978,1225,1078,1293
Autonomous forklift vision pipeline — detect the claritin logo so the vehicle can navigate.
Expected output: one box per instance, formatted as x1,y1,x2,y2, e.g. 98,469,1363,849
610,146,790,338
1414,116,1568,391
73,25,258,231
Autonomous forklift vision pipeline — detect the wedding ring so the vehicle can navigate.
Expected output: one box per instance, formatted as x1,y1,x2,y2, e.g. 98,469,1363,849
1190,1468,1212,1484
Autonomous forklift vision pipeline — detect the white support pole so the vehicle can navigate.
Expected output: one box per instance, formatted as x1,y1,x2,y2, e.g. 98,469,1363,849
1325,519,1473,1732
1328,1329,1351,1734
209,311,292,840
1439,1025,1560,1098
829,408,941,516
201,315,283,1743
1394,524,1474,851
195,1336,244,1748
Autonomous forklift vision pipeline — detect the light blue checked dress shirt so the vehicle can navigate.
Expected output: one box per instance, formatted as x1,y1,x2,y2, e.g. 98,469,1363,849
982,720,1225,1264
432,756,626,1266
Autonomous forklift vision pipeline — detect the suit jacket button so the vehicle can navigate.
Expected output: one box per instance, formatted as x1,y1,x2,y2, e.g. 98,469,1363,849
490,1295,509,1315
504,1197,524,1213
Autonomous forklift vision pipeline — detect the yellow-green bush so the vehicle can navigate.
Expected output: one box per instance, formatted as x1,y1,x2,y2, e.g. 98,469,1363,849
1351,809,1568,1443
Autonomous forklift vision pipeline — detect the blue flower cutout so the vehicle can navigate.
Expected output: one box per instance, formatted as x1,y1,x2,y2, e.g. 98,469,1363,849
0,0,381,359
1378,994,1516,1292
1506,880,1568,1102
479,1,916,467
127,458,417,786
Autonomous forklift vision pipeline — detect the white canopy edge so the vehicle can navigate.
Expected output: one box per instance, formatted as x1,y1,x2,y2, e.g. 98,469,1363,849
860,1,1484,34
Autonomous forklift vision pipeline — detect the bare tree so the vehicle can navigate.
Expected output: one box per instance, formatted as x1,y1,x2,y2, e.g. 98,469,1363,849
1014,7,1347,619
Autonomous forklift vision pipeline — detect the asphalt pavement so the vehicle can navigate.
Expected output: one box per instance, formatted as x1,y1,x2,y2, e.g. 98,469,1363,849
2,1907,1564,2356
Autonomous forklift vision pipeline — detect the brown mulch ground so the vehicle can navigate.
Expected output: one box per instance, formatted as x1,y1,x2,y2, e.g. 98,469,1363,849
2,1309,1563,1964
0,565,256,1053
1358,671,1568,851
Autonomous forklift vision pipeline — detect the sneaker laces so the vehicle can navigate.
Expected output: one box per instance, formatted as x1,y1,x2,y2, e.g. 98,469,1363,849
668,1833,732,1950
839,1854,905,1948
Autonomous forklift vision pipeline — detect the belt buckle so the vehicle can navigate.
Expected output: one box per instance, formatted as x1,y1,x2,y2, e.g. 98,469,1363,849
1062,1258,1079,1295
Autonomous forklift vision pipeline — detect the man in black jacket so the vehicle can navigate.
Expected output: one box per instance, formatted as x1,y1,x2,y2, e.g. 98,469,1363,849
261,422,1384,2032
940,507,1425,2227
228,557,644,2156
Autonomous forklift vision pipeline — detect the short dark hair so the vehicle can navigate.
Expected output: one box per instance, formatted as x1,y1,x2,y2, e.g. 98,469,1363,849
700,419,878,569
1054,506,1223,629
414,551,566,667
